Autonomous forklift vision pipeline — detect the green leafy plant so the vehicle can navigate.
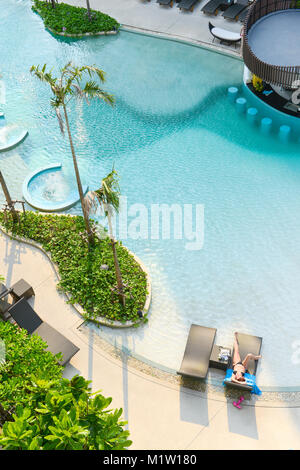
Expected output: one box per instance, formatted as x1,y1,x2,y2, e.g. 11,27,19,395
0,212,148,324
0,322,131,450
32,1,120,35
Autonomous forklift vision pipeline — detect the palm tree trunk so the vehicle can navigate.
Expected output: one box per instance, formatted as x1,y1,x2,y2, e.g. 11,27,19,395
62,105,94,245
107,211,125,306
86,0,92,20
0,171,18,224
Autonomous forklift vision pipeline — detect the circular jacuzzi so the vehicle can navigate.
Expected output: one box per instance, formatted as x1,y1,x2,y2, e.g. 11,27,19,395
23,163,88,212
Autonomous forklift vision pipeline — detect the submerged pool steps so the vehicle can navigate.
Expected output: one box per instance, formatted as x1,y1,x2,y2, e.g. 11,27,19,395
228,87,295,142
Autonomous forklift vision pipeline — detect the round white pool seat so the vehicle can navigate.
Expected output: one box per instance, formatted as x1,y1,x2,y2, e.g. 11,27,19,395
210,25,241,43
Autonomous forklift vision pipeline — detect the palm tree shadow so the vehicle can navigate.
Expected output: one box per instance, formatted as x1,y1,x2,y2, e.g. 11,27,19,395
3,235,25,286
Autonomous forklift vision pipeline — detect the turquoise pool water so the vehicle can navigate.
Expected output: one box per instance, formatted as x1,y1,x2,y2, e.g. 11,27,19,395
1,0,300,389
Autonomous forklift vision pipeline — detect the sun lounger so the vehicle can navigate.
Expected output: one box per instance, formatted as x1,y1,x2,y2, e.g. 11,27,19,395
238,5,250,22
0,284,12,318
0,279,35,318
208,22,241,45
222,0,249,20
224,332,262,392
202,0,233,15
157,0,174,6
177,0,199,11
177,324,217,379
8,298,79,366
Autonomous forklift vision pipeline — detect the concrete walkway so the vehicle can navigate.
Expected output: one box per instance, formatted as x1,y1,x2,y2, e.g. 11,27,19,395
65,0,243,54
1,232,300,450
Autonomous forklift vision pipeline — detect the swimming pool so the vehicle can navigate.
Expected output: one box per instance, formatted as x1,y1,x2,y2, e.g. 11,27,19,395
1,0,300,390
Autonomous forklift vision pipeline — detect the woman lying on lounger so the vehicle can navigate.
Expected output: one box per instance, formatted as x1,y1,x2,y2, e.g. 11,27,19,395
231,332,262,384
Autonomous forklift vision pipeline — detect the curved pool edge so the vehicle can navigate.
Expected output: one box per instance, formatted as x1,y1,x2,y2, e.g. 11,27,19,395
22,163,89,212
0,129,28,153
120,25,242,61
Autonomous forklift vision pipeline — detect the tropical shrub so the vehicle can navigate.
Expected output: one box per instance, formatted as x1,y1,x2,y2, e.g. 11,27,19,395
32,0,120,35
0,322,131,450
0,321,62,413
252,74,264,93
0,212,148,324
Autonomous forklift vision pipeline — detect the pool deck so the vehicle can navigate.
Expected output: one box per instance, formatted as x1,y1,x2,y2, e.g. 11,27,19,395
1,232,300,450
65,0,243,57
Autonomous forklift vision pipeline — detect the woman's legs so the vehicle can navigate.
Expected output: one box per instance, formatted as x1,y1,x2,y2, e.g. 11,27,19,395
242,353,262,369
232,332,241,366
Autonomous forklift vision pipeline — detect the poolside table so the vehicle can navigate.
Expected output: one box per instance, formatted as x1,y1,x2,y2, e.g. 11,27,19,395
209,344,231,371
11,279,35,301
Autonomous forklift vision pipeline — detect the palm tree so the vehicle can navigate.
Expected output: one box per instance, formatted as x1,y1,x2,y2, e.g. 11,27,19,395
0,171,18,224
30,62,114,245
84,169,126,306
86,1,92,20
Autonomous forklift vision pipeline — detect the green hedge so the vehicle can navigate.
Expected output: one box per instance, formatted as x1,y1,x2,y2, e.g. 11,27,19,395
0,212,147,324
32,1,120,35
0,322,131,450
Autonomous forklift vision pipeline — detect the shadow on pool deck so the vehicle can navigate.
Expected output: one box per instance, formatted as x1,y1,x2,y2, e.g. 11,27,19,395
227,401,258,440
180,386,209,426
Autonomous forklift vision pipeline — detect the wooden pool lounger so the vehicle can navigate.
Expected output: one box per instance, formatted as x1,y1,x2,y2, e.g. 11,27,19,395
177,324,217,380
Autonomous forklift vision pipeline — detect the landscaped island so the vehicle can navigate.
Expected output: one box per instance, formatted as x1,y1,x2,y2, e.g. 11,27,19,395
0,212,148,325
32,0,120,36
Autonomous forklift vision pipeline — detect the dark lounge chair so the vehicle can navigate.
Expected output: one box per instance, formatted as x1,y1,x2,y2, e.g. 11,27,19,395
8,298,79,366
224,332,262,392
0,284,12,318
157,0,174,6
202,0,233,15
238,5,250,22
208,22,241,45
177,0,199,11
222,0,250,20
177,324,217,379
0,279,35,318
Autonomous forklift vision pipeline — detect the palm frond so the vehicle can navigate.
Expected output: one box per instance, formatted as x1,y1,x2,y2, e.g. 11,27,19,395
81,81,115,106
30,64,56,87
97,168,120,213
79,65,106,83
85,169,120,217
83,190,100,216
